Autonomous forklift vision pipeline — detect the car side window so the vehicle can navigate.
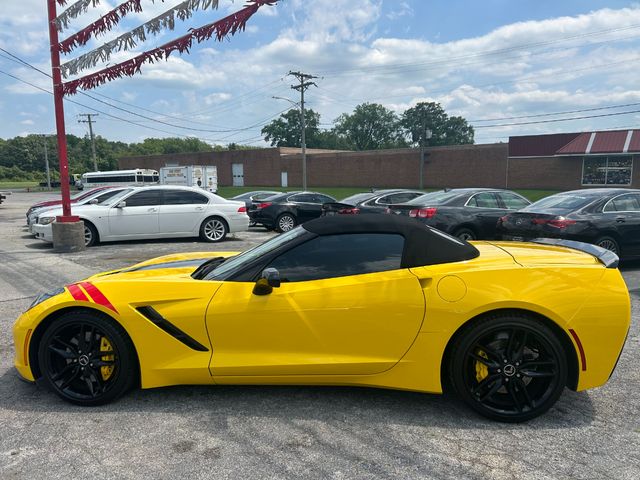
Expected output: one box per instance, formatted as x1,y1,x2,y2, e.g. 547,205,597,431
267,233,405,282
604,194,640,212
94,190,121,203
123,190,163,207
290,194,315,203
388,192,422,204
163,190,209,205
467,192,500,208
374,195,394,205
498,192,530,210
315,194,335,204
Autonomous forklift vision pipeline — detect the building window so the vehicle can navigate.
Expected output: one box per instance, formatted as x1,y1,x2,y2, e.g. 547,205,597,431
582,156,632,186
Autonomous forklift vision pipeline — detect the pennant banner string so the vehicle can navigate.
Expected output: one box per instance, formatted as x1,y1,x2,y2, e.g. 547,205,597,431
55,0,102,31
62,0,279,95
59,0,220,72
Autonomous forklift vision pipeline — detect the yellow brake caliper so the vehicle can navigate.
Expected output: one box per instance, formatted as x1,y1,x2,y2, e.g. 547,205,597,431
99,336,115,381
475,350,489,382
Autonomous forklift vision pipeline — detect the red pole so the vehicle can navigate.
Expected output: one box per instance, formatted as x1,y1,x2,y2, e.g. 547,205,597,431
47,0,78,222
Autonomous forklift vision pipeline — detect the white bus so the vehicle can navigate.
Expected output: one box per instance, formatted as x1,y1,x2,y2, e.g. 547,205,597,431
78,169,159,190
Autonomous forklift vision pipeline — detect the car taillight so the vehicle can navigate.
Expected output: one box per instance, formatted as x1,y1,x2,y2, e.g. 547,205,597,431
258,202,272,209
532,217,576,229
409,207,437,218
338,207,360,214
238,206,247,213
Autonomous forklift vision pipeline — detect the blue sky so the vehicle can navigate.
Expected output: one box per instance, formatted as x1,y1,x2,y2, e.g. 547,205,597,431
1,0,640,146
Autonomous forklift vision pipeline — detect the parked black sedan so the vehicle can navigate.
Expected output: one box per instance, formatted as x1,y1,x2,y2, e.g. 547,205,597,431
388,188,531,240
497,188,640,259
323,189,425,215
232,190,282,226
249,191,337,232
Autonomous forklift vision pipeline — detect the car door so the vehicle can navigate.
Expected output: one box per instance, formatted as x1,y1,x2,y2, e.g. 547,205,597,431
159,189,210,234
603,193,640,256
206,233,425,377
464,192,506,238
108,190,161,237
289,193,321,223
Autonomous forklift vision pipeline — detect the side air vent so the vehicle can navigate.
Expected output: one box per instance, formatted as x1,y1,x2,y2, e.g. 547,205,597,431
136,306,209,352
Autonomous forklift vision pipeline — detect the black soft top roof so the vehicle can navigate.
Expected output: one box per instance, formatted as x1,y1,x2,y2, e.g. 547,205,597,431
303,214,479,267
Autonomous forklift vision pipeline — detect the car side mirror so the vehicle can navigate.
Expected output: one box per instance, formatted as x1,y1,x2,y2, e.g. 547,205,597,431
116,201,126,208
252,268,281,296
89,198,99,204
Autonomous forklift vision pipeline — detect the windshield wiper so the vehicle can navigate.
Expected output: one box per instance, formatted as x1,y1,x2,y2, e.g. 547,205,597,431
191,257,227,280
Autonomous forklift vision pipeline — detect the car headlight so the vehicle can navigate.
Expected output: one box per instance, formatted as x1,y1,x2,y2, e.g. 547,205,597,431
39,217,56,225
28,287,65,311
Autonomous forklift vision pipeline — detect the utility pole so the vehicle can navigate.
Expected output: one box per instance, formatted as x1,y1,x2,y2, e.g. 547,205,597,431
419,128,432,190
43,135,51,191
288,71,318,191
78,113,99,171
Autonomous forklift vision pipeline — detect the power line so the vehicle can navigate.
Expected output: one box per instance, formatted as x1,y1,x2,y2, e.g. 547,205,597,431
473,108,640,128
470,101,640,123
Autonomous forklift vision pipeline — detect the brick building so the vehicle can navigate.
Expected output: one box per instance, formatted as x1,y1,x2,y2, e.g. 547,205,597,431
118,129,640,190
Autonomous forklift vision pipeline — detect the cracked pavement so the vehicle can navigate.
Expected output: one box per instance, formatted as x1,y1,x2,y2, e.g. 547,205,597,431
0,192,639,479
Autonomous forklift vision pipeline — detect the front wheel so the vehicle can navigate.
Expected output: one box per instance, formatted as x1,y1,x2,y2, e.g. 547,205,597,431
200,217,228,242
83,221,99,247
449,313,568,422
277,213,297,233
37,311,137,406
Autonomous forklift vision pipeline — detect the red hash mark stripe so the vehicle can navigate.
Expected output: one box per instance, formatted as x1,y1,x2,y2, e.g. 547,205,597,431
67,283,89,302
569,328,587,371
78,282,118,313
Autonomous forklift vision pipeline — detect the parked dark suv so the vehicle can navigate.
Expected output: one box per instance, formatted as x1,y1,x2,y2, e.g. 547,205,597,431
249,191,337,232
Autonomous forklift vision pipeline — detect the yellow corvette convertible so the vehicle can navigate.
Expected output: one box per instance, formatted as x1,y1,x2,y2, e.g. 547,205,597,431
13,215,630,422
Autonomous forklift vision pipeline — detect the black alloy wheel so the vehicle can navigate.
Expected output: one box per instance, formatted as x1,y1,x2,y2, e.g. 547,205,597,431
38,311,137,406
83,221,99,247
450,314,567,422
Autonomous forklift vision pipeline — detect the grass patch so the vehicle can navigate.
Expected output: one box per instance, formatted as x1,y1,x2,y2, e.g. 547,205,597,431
0,181,40,189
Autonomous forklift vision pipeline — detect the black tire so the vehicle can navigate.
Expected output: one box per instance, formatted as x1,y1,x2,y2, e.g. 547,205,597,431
276,213,297,233
453,227,476,241
37,311,137,406
83,220,99,247
595,236,620,255
199,217,228,242
449,313,567,422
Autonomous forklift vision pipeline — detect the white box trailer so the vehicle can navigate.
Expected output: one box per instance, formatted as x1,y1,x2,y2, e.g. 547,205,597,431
159,166,218,193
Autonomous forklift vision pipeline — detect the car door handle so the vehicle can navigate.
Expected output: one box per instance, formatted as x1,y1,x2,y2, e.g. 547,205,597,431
148,207,158,212
615,216,626,223
195,206,205,211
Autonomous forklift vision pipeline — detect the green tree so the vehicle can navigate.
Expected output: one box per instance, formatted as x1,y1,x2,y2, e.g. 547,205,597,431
261,109,322,148
401,102,474,147
333,103,405,151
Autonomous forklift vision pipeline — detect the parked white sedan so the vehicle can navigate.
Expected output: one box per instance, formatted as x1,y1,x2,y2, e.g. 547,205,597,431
32,186,249,246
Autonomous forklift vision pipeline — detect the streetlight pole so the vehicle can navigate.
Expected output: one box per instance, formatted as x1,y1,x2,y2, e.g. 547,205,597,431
419,128,432,190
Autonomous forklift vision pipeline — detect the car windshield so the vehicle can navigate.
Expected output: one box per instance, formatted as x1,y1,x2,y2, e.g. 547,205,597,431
71,189,99,201
340,192,376,204
405,190,456,205
205,227,308,280
522,194,595,213
100,189,134,206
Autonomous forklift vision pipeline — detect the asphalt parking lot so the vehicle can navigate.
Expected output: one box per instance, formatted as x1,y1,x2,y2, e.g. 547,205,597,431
1,191,639,480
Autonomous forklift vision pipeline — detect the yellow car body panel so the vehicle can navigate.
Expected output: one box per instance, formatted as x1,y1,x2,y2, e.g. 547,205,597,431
12,242,630,396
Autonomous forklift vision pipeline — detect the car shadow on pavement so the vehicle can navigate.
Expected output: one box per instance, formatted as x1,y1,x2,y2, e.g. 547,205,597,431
0,367,596,431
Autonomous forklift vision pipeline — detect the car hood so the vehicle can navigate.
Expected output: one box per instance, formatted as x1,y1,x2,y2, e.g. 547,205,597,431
88,251,240,280
37,204,110,219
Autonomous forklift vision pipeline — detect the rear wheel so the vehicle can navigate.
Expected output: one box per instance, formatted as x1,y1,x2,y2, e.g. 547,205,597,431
595,236,619,255
277,213,297,233
37,311,137,406
449,313,567,422
453,227,476,241
200,217,228,242
83,221,99,247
